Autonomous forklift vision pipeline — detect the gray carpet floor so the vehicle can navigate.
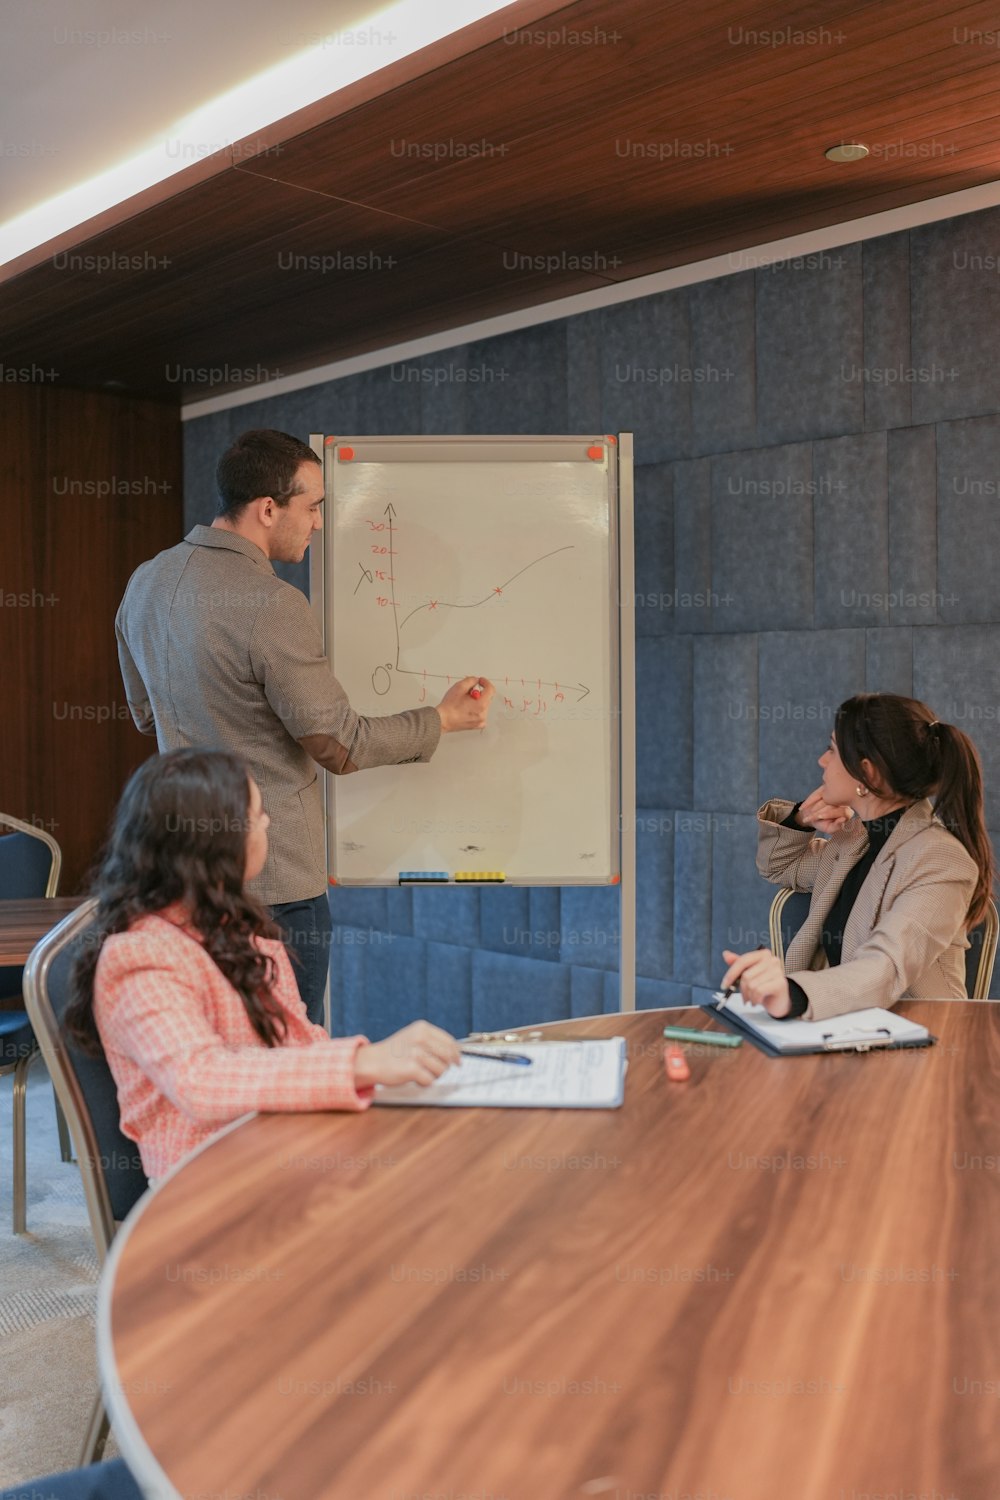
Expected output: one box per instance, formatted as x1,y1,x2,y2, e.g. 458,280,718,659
0,1065,120,1488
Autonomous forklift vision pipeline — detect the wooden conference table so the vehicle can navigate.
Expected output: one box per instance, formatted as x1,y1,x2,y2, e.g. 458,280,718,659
0,897,85,1006
101,1003,1000,1500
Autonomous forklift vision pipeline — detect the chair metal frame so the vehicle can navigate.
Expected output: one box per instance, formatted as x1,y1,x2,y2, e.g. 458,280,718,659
23,898,116,1462
1,812,70,1232
768,887,999,999
968,896,1000,1001
0,812,62,898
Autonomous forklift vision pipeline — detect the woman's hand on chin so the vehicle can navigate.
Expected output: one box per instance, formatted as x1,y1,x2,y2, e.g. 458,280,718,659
798,787,853,835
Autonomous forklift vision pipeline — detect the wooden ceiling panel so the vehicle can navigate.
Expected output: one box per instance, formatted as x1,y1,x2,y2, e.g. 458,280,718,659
2,0,1000,403
237,0,999,209
5,231,612,400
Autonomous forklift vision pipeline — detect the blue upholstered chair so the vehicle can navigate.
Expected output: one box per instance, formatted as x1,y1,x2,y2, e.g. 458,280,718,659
23,899,150,1464
0,811,70,1232
0,1459,143,1499
768,887,999,1000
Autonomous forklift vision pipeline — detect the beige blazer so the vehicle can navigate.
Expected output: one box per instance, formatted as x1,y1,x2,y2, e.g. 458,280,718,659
757,798,978,1022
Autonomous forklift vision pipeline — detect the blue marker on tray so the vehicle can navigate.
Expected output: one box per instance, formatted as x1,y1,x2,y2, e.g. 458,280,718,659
398,872,450,883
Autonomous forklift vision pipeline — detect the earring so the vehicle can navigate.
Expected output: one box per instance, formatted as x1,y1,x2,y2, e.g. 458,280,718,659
855,785,869,798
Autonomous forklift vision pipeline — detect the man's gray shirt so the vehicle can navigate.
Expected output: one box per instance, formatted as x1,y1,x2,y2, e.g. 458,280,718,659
115,525,441,904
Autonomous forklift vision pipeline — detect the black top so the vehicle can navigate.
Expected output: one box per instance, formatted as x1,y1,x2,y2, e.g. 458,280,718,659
780,804,906,1017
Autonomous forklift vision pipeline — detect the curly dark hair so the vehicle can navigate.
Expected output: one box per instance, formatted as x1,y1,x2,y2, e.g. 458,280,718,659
64,749,289,1055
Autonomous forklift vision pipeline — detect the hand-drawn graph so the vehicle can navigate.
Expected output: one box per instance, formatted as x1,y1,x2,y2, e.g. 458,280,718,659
325,440,619,884
355,502,591,710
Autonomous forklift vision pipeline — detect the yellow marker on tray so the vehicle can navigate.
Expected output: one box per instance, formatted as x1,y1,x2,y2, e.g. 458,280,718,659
454,871,505,882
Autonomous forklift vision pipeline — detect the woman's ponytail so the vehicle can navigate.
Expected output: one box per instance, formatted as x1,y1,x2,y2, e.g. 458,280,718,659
932,722,995,929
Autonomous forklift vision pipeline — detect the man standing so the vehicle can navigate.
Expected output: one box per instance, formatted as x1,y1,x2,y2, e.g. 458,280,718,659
116,429,493,1024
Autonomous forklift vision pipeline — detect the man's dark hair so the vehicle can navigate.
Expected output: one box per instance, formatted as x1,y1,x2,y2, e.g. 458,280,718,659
215,430,320,520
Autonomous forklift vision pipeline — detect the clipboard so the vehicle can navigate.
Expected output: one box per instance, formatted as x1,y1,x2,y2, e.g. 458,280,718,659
699,995,936,1056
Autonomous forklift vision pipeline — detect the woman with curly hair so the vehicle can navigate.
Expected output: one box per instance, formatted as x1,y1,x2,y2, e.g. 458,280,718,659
64,749,459,1178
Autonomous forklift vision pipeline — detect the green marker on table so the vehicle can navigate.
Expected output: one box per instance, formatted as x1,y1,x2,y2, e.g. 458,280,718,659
662,1025,743,1048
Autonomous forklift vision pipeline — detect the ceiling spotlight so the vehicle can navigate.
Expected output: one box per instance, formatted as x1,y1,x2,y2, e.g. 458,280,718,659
825,143,870,163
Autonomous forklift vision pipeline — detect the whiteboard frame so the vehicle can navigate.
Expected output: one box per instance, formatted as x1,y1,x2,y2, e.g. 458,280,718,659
309,432,636,1012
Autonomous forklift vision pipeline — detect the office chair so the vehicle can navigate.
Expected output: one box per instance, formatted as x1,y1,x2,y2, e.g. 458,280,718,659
0,812,71,1232
23,899,149,1464
768,887,1000,999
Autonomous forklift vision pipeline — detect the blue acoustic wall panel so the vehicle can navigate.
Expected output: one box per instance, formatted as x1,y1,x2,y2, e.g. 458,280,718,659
479,886,532,958
636,636,692,809
425,941,474,1039
812,432,889,630
632,463,673,638
570,965,606,1018
183,204,1000,1011
693,635,758,812
936,414,1000,625
757,629,867,805
672,811,714,989
709,443,814,633
471,949,572,1034
689,272,757,458
914,626,1000,833
328,936,368,1038
558,887,619,973
887,425,937,626
635,820,673,980
712,814,775,966
865,628,913,697
328,887,388,932
411,887,480,948
671,457,713,632
861,230,912,433
910,205,1000,426
755,245,863,447
597,292,693,465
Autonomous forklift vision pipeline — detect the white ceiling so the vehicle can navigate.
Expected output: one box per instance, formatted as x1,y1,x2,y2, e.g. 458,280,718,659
0,0,509,262
0,0,387,220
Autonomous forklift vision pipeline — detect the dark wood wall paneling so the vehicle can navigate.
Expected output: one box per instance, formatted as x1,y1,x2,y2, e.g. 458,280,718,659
0,387,182,892
3,0,1000,401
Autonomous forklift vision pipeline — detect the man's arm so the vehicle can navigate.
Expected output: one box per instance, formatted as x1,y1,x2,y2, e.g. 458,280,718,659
250,585,444,774
115,600,157,737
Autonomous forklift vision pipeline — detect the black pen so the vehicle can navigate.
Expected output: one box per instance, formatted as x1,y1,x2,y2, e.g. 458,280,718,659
460,1048,533,1067
718,944,768,1005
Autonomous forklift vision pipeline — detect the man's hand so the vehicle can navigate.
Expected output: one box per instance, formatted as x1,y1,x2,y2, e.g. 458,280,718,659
354,1020,461,1089
435,676,495,732
721,948,793,1018
797,787,853,835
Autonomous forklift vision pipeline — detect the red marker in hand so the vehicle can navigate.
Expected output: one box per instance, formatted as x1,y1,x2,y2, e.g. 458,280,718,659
469,683,484,700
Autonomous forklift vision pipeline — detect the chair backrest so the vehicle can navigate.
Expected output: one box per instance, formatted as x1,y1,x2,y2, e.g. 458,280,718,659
23,900,148,1256
965,897,999,1001
768,887,810,965
769,888,999,1001
0,814,61,898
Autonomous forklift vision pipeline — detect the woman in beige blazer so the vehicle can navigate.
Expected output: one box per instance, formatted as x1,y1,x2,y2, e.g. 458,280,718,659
722,694,994,1022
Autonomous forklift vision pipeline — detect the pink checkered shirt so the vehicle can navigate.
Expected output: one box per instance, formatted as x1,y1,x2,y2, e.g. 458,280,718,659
94,907,372,1180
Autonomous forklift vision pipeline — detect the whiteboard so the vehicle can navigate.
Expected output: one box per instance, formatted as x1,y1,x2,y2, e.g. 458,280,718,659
319,436,621,885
